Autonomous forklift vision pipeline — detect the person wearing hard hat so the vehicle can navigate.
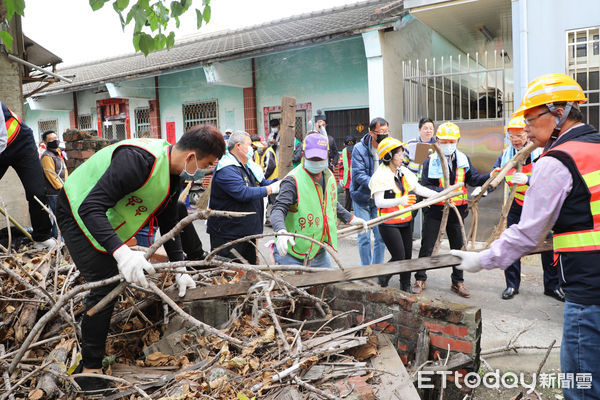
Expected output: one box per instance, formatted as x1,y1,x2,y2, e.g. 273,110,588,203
369,138,438,290
271,133,368,268
491,116,562,301
416,122,496,298
451,73,600,399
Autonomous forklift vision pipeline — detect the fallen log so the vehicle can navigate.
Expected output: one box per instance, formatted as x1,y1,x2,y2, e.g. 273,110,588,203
14,261,51,343
174,241,552,302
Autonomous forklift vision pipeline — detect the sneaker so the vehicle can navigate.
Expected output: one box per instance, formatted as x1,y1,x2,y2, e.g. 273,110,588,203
412,280,426,295
33,237,57,250
451,282,471,298
378,275,391,287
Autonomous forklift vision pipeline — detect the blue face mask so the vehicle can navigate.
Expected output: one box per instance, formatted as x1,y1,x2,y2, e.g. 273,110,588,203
246,146,255,162
180,155,206,181
440,143,457,156
304,159,328,174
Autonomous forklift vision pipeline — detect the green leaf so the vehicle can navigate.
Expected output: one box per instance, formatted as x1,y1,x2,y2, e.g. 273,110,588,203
138,32,155,56
195,8,203,29
117,0,129,11
0,31,14,49
170,1,183,18
89,0,109,11
180,0,192,11
133,33,141,51
203,4,211,23
166,32,175,48
155,33,167,50
4,0,26,20
102,354,116,368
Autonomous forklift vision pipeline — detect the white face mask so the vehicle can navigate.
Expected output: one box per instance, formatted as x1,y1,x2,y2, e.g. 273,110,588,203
440,143,457,156
304,159,328,174
271,128,279,134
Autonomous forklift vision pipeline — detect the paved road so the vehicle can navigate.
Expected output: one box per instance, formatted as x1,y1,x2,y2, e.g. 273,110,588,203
193,219,563,373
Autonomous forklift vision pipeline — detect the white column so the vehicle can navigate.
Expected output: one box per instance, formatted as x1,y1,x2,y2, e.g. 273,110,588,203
362,30,385,120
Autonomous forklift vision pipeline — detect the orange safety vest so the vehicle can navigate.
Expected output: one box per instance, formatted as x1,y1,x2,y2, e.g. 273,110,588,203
3,105,21,146
435,168,468,206
377,175,413,225
544,140,600,253
505,162,534,206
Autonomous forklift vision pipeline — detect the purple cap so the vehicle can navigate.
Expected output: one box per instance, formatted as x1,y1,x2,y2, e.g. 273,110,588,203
303,133,329,160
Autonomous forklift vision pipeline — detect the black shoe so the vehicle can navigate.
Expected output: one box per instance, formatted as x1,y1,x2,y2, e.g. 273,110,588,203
378,275,391,288
502,287,518,300
71,363,118,396
400,282,412,294
544,288,565,302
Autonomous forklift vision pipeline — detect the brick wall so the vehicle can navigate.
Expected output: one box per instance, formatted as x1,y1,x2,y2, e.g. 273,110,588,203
63,129,111,172
322,283,481,369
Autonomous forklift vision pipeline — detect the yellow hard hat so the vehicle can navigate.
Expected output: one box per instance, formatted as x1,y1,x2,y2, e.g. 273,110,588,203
505,116,526,132
513,73,587,117
377,137,406,160
436,122,460,140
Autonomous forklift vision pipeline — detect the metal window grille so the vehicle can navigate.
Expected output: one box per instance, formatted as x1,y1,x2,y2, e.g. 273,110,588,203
103,121,127,141
38,119,58,140
402,50,510,123
268,110,307,139
182,100,218,132
134,107,150,138
78,114,93,130
567,27,600,130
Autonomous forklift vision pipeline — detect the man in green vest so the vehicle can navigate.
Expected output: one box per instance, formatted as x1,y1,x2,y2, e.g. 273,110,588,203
56,125,225,394
271,133,368,268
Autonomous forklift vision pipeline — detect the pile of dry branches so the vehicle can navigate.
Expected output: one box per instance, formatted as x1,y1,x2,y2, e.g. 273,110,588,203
0,225,387,400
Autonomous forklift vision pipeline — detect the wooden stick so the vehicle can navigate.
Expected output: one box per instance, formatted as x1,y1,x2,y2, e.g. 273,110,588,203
338,183,464,238
0,345,15,400
179,241,553,301
485,161,522,246
264,280,291,352
0,203,33,242
146,281,242,346
431,142,451,256
87,208,253,317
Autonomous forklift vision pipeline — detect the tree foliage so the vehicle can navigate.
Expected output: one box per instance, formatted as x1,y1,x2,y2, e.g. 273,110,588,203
0,0,211,56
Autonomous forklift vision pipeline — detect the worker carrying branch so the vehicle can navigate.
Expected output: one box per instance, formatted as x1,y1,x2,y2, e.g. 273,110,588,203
452,73,600,400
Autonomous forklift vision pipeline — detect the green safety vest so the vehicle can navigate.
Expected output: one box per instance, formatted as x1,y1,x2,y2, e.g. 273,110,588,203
64,138,171,252
341,147,351,187
283,162,338,260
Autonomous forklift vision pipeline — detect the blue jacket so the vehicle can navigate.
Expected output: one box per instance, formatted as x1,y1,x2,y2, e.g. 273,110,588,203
207,161,273,239
350,133,376,206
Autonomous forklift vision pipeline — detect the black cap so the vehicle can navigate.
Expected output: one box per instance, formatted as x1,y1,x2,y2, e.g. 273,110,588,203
269,119,280,128
344,135,356,146
314,109,326,123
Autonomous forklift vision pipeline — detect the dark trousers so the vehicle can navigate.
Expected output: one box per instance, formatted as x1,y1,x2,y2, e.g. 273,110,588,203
344,188,353,212
46,194,58,238
417,206,466,284
56,192,119,369
210,235,257,264
379,223,413,286
0,132,52,241
504,201,558,291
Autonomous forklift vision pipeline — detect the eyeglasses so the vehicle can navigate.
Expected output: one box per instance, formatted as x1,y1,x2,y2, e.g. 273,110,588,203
372,130,390,135
524,110,550,126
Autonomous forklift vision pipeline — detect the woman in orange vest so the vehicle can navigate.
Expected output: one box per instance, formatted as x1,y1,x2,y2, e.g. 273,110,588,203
369,138,437,290
0,101,55,248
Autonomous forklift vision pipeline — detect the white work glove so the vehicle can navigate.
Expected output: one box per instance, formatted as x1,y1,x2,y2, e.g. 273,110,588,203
470,186,487,197
449,250,483,273
268,180,281,195
113,245,156,288
399,194,417,207
349,216,369,233
175,267,196,297
276,229,295,257
512,172,529,185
